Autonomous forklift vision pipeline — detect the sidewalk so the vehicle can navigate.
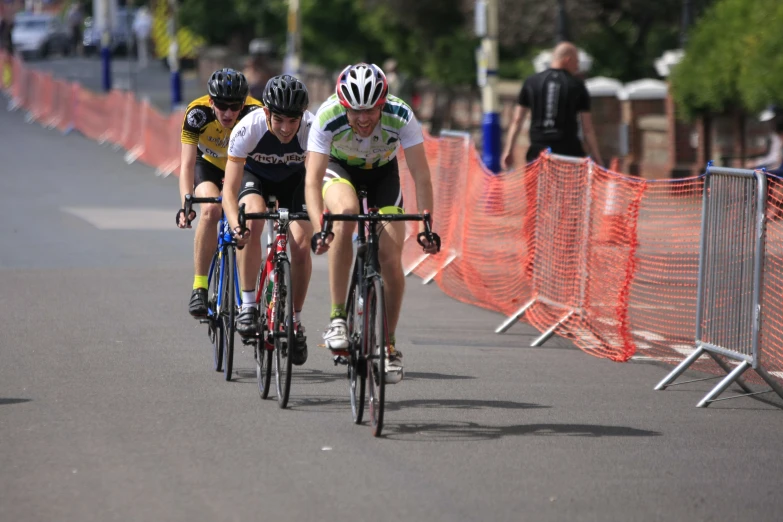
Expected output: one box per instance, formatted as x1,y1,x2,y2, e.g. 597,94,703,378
22,56,200,114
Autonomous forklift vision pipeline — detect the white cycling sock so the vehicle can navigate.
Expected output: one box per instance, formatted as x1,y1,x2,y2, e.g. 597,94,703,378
294,311,301,324
242,291,257,309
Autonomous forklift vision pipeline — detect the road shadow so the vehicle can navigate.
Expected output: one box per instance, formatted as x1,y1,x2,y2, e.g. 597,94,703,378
383,422,662,442
0,398,32,405
287,396,352,413
404,371,475,381
230,367,345,386
385,398,549,412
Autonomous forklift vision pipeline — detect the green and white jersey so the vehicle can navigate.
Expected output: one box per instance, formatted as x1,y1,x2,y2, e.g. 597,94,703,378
307,94,424,169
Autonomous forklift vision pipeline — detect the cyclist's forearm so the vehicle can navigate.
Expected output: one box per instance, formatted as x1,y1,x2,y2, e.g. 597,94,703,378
179,164,195,205
223,162,243,229
305,180,324,231
304,153,329,231
179,143,197,205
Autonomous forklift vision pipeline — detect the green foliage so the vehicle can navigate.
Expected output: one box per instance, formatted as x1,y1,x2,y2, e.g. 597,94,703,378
736,0,783,112
670,0,782,119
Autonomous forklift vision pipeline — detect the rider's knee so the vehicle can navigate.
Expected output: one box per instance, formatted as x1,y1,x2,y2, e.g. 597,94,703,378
200,203,222,223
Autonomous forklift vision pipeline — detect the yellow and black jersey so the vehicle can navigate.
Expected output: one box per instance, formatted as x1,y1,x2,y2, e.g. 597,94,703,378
181,95,263,171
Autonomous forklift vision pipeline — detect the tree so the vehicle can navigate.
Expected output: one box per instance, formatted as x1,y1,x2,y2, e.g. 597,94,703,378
670,0,781,119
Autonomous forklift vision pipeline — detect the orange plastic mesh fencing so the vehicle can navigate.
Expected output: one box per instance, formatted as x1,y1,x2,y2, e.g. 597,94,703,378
759,175,783,380
139,100,182,175
48,79,77,133
72,86,111,142
28,71,55,123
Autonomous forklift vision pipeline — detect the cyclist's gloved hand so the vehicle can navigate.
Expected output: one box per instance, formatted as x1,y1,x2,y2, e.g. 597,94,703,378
417,231,441,254
176,208,196,229
310,231,332,255
232,226,250,249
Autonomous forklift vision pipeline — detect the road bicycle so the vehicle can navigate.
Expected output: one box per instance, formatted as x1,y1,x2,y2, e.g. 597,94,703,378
183,194,241,381
319,192,439,437
238,196,310,409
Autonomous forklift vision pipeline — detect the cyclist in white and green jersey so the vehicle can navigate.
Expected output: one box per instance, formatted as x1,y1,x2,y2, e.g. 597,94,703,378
305,63,439,384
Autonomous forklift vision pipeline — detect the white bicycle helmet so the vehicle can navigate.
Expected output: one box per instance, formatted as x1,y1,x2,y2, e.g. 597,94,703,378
335,63,389,110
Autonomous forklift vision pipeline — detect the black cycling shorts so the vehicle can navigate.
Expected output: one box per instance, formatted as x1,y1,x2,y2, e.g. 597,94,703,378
238,170,306,214
322,157,404,211
194,156,224,189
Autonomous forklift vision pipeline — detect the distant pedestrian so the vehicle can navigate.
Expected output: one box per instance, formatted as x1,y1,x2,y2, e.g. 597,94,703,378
66,2,84,56
501,41,603,169
132,5,153,69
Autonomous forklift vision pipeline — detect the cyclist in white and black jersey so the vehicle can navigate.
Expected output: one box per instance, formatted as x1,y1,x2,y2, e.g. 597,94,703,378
223,75,314,365
306,63,440,384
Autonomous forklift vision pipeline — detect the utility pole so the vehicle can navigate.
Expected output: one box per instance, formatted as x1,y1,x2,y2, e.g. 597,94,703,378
100,0,112,91
168,0,182,110
680,0,693,48
284,0,302,76
556,0,570,43
476,0,500,173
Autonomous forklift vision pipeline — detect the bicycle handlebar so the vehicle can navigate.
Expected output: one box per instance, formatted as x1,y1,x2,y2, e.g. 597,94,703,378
237,203,310,235
180,194,223,227
319,210,441,252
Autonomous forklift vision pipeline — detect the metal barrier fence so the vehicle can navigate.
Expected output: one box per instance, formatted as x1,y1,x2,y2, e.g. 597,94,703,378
495,153,593,347
655,165,783,406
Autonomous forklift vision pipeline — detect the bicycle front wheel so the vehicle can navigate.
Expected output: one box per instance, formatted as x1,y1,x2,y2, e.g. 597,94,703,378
208,249,224,372
274,259,294,408
222,246,237,381
366,276,387,437
258,271,273,399
346,260,365,424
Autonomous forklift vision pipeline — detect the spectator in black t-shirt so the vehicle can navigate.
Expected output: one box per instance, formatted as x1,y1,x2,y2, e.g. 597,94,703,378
501,42,603,169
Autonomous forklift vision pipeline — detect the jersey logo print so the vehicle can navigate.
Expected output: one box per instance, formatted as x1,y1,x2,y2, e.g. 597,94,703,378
544,81,560,131
187,108,207,128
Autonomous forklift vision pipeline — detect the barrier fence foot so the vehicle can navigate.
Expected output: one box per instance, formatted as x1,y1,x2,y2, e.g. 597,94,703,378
403,252,429,277
495,298,536,334
754,366,783,402
421,251,457,285
124,146,143,165
697,361,750,407
531,310,573,347
654,345,705,390
707,351,753,395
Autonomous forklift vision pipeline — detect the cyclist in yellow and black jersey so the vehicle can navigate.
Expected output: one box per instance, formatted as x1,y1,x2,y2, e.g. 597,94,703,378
176,68,263,318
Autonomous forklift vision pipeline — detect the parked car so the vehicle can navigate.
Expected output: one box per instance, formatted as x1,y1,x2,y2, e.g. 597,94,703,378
82,8,137,57
11,12,72,59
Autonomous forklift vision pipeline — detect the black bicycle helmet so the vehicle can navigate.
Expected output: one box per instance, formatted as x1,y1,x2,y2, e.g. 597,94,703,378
262,75,309,117
207,68,249,102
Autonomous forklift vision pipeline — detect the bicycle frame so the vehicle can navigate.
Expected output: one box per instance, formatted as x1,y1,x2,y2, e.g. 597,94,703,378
254,215,291,349
237,200,310,348
205,209,243,319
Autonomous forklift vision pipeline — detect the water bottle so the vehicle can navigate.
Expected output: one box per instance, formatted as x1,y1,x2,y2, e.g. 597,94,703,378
357,295,364,316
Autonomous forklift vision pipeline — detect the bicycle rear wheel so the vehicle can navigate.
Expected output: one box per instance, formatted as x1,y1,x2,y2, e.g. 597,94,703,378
274,259,294,408
257,271,273,399
222,246,237,381
366,277,387,437
208,249,223,372
346,260,365,424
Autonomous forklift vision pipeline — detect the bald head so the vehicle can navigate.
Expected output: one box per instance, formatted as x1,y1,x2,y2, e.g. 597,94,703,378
551,42,579,74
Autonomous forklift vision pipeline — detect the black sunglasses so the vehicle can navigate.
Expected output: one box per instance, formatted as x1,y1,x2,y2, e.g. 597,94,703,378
212,99,243,112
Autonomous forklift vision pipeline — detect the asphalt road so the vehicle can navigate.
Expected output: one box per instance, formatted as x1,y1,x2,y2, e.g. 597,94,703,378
2,97,783,522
